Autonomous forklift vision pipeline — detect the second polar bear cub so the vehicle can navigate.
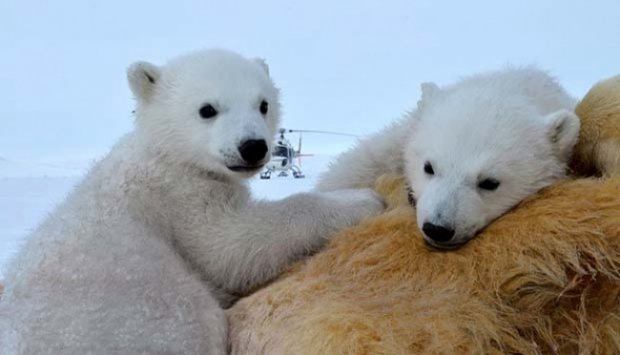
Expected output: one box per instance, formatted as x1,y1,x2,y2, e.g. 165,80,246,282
317,67,580,249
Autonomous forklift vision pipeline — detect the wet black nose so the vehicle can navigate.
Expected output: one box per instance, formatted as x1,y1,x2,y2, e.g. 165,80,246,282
238,139,268,164
422,222,455,243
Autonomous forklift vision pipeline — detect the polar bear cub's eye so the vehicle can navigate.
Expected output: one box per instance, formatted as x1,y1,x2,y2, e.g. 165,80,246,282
423,161,434,175
478,178,500,191
199,104,218,119
260,100,269,115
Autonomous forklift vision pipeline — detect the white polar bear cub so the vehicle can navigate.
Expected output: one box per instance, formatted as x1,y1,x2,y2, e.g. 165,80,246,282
0,49,383,354
317,67,579,250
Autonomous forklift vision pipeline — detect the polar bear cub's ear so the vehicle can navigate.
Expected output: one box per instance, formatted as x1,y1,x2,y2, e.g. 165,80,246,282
544,109,581,161
253,58,270,76
127,61,161,102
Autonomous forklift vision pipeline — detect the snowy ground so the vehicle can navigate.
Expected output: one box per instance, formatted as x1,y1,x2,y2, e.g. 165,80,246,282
0,154,335,278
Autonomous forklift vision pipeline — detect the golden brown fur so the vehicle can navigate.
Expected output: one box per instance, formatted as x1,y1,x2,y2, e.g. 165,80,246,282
228,75,620,354
229,176,620,354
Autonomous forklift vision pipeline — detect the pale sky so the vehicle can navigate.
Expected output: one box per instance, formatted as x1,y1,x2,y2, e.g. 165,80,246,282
2,0,619,158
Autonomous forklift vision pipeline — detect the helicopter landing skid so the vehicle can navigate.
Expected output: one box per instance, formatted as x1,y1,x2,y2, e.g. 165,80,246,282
259,165,305,179
290,165,305,179
260,169,274,179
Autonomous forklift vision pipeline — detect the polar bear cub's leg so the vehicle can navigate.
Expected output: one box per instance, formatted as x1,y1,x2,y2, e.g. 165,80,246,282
0,224,228,355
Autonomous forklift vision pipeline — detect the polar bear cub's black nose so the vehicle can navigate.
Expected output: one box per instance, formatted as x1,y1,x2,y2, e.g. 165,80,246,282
239,139,268,164
422,222,455,243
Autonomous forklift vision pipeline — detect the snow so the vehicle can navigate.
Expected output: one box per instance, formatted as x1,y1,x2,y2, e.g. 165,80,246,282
0,154,336,278
0,156,93,178
0,176,79,276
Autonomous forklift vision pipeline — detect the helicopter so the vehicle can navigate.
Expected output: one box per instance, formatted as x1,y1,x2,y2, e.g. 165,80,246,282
260,128,358,179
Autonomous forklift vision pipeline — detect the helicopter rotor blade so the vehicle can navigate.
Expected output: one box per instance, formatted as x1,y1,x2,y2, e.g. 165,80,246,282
283,129,359,138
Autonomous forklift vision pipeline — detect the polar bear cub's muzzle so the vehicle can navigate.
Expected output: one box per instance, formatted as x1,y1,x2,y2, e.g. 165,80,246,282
227,138,270,173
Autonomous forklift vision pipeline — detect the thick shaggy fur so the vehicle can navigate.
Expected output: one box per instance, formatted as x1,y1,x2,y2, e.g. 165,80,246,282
228,75,620,354
229,175,620,354
0,49,383,354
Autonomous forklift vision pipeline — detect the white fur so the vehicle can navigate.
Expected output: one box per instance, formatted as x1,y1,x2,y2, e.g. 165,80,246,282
317,67,579,249
0,49,384,354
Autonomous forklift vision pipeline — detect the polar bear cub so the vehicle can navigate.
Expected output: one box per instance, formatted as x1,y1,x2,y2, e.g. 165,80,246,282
317,67,579,249
0,49,383,354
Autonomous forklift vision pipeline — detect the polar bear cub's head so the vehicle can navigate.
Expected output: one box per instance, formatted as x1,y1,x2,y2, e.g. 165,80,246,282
404,78,580,250
128,49,280,179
